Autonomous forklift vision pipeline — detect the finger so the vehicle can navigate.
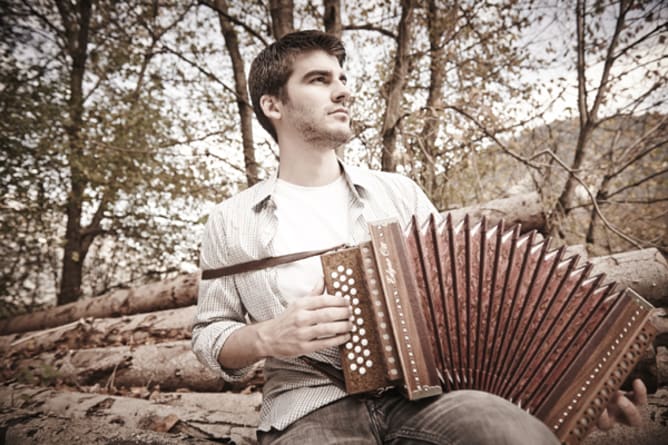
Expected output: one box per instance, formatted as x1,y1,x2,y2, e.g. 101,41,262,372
597,408,614,431
615,392,644,427
310,277,325,295
302,332,352,353
303,320,354,340
298,294,350,310
631,379,648,406
310,306,353,324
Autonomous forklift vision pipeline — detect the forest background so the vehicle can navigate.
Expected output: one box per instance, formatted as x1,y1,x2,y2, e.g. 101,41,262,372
1,0,666,314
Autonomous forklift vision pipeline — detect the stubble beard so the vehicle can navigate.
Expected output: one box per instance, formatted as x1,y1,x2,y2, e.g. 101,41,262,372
289,103,352,150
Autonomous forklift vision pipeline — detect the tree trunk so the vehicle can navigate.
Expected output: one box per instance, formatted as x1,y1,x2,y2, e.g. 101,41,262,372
4,340,263,392
445,191,547,234
1,306,196,357
0,385,261,445
417,0,457,197
269,0,294,38
323,0,342,38
589,248,668,307
0,272,199,335
216,0,259,187
555,0,629,222
380,0,415,172
58,0,93,306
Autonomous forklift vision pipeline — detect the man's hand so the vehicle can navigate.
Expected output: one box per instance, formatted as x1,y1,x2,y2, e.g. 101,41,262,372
257,281,353,358
597,379,647,430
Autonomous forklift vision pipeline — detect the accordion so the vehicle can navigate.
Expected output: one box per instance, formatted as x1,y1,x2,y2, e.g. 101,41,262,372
320,214,656,445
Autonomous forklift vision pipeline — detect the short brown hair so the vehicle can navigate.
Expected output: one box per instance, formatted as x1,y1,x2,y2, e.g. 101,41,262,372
248,30,346,142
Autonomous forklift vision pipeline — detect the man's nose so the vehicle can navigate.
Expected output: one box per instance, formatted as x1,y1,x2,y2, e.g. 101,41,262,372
332,80,351,103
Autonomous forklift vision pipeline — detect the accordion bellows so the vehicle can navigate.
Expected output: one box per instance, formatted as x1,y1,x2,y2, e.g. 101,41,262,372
320,214,656,445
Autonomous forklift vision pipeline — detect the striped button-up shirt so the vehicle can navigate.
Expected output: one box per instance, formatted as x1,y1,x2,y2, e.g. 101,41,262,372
192,161,438,432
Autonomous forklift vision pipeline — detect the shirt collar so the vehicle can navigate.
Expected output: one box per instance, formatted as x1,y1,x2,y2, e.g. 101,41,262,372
250,158,370,212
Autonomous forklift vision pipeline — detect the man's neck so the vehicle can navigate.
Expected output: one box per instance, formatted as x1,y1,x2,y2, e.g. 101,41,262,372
278,144,342,187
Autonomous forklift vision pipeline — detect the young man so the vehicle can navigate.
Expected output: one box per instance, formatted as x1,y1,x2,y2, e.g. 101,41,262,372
192,30,647,444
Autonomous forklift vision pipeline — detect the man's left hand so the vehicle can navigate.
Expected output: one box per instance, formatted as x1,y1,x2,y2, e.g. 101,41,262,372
597,379,647,430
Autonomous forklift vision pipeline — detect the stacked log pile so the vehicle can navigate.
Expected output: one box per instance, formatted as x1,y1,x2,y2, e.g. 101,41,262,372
1,192,666,445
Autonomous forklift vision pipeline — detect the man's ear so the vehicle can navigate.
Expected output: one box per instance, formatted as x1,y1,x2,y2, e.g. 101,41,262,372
260,95,282,121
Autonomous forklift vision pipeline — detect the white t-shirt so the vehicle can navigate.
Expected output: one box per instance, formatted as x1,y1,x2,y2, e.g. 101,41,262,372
272,174,352,301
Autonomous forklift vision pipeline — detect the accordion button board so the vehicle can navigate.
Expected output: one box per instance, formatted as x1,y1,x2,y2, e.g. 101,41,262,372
320,213,657,445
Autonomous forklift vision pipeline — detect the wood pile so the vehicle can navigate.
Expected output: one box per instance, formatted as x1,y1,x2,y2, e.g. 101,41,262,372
1,192,666,445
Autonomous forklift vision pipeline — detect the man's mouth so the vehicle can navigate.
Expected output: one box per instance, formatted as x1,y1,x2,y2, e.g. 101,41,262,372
330,108,349,116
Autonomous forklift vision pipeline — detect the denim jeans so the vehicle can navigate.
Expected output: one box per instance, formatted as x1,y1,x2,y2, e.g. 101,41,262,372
257,389,560,445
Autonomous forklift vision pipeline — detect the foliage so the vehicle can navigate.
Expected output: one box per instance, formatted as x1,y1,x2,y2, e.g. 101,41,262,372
0,1,229,307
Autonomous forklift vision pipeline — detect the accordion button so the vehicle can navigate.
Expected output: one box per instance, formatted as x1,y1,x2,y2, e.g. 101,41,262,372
359,367,367,375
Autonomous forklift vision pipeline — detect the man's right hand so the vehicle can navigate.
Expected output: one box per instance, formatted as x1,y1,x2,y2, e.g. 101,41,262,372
257,288,353,358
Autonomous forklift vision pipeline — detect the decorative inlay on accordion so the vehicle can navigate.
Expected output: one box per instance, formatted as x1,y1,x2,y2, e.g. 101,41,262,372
320,214,656,445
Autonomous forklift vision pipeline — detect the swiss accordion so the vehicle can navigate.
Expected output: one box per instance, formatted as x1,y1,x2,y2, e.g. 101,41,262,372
320,214,656,445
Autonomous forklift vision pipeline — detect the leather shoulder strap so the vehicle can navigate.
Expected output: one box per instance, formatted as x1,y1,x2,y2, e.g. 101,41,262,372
201,243,347,280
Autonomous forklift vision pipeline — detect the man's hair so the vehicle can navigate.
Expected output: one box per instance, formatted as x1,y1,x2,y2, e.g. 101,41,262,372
248,30,346,142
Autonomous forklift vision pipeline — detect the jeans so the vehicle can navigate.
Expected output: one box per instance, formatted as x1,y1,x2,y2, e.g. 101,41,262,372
257,389,560,445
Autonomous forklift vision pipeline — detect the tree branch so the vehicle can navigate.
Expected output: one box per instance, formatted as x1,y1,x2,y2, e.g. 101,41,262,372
605,167,668,199
198,0,268,45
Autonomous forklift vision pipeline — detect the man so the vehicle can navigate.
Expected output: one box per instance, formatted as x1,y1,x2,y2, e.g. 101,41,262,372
192,30,646,444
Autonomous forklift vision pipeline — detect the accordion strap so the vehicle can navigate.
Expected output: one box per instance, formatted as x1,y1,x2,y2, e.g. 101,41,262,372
201,243,347,280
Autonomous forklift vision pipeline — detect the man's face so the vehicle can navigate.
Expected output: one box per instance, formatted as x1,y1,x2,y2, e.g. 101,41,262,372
279,50,352,146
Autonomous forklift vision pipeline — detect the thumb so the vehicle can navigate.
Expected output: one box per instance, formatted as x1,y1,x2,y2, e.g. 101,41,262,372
311,276,325,295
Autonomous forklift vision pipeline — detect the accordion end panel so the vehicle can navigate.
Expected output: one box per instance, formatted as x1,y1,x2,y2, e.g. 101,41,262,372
535,288,656,445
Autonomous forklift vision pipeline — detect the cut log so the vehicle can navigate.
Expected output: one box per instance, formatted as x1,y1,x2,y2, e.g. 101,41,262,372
2,340,263,392
0,384,261,445
445,191,546,233
1,306,196,357
589,248,668,307
0,272,199,336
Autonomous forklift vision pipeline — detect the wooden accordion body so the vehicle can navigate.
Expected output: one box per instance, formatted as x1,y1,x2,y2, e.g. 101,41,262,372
320,215,656,445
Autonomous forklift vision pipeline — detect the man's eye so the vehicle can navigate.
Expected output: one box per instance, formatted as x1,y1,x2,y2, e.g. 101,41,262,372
312,77,326,83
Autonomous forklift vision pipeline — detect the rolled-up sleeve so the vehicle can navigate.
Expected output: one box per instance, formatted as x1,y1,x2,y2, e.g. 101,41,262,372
191,207,257,381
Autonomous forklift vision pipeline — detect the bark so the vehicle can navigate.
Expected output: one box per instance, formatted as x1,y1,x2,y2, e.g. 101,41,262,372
445,191,547,234
0,384,261,445
653,308,668,349
268,0,294,39
589,248,668,307
323,0,342,38
418,0,457,197
58,0,93,305
380,0,415,172
0,272,198,335
1,306,196,357
3,340,263,392
215,0,259,187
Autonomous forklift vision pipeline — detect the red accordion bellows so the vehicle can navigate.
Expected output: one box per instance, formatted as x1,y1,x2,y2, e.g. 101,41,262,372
321,214,656,445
